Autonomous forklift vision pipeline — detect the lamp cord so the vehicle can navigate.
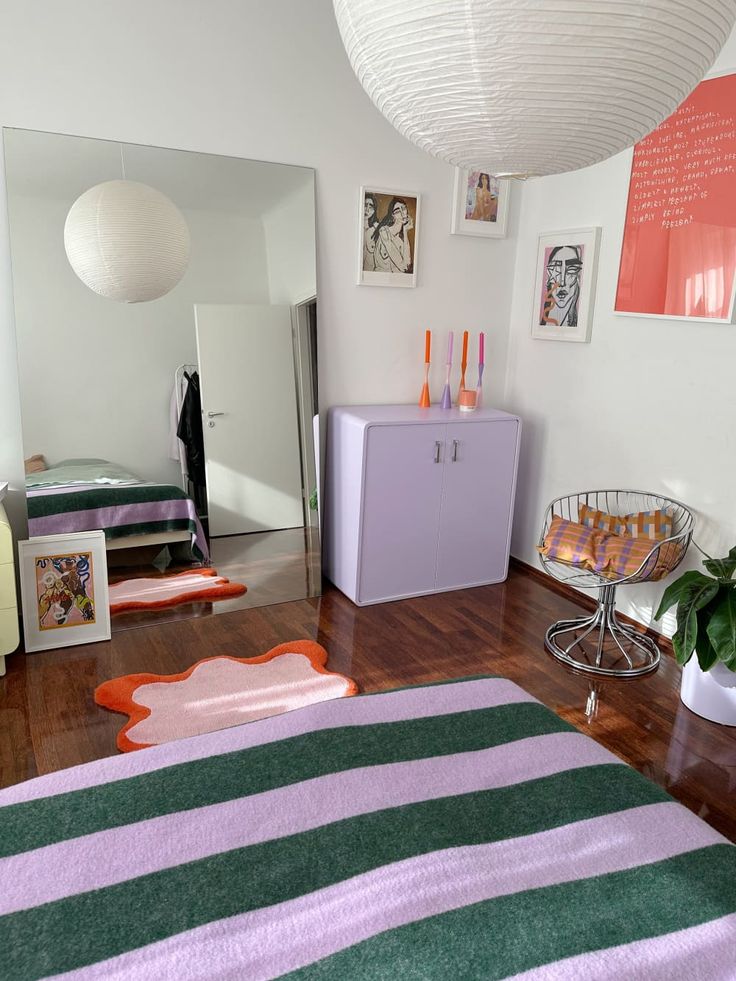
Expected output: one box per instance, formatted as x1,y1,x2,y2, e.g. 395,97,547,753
120,144,126,181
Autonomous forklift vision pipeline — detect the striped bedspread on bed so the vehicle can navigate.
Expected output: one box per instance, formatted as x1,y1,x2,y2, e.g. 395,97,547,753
1,676,734,979
26,482,208,561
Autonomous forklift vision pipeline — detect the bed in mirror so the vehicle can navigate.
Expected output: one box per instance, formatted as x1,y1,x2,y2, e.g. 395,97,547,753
4,127,319,630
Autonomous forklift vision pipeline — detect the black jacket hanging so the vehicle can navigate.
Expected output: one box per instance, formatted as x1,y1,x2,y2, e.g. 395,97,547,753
177,371,207,510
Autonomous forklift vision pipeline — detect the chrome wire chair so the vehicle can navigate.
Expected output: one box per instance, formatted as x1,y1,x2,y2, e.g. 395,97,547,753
538,490,694,678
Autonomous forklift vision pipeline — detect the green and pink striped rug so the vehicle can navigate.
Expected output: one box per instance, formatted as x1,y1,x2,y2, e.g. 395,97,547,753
1,676,735,978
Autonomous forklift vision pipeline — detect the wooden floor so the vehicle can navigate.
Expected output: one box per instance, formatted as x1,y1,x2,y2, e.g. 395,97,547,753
108,526,321,629
2,565,735,842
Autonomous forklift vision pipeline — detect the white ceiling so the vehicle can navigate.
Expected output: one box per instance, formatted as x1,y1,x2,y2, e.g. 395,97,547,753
3,128,313,218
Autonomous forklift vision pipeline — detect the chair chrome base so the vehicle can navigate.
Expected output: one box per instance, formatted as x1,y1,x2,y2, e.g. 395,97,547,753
545,585,660,678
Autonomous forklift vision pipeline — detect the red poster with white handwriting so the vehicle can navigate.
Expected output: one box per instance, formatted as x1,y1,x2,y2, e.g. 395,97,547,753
615,73,736,321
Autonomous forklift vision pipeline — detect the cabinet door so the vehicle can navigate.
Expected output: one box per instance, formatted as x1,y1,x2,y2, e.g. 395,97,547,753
436,420,519,590
359,424,446,603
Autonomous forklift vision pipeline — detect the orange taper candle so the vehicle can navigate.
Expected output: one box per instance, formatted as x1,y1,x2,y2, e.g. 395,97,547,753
424,329,431,364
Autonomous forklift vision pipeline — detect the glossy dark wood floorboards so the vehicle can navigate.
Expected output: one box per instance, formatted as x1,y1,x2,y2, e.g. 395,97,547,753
2,565,735,841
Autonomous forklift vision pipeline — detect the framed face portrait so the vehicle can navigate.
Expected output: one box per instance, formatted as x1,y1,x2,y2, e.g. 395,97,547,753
18,530,110,652
451,168,511,238
358,187,420,288
531,227,601,342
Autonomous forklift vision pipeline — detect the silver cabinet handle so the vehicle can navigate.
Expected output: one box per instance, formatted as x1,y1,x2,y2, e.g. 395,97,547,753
451,439,459,462
434,440,442,463
207,411,225,417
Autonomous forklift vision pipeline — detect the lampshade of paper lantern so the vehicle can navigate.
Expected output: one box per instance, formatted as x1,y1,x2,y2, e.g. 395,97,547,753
333,0,736,178
64,180,190,302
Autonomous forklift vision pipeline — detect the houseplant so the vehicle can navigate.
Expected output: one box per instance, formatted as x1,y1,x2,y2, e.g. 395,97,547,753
655,547,736,725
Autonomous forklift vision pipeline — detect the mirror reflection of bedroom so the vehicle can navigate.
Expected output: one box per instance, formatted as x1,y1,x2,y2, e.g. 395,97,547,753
4,128,319,628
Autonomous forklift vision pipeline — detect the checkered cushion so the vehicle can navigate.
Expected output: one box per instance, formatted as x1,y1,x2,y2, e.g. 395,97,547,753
578,503,673,541
539,516,668,581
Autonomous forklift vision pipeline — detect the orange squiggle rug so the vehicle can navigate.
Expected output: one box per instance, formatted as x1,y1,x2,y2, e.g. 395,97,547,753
109,568,246,614
95,640,359,752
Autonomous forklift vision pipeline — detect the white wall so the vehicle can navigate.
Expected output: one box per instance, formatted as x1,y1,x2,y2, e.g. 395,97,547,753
8,0,721,640
7,190,269,486
0,0,519,537
263,178,316,305
504,33,736,635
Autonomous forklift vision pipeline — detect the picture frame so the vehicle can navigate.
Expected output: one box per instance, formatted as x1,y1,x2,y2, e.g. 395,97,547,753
451,168,511,238
614,70,736,323
18,531,111,653
358,186,420,288
531,227,601,343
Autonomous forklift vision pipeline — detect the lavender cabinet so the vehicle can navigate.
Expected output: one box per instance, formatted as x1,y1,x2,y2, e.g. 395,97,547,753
325,405,521,606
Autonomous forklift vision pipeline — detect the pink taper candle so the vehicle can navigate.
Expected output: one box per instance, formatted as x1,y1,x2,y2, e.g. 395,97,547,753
447,330,454,365
479,331,485,365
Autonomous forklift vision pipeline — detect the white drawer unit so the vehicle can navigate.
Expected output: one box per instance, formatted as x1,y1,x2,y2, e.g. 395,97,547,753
325,405,521,606
0,489,19,675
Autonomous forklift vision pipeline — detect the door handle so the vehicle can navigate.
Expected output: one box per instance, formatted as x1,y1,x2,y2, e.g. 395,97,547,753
434,440,442,463
451,439,459,462
207,411,225,417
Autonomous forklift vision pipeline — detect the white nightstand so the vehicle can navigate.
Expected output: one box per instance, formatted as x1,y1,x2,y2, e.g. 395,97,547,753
0,483,19,676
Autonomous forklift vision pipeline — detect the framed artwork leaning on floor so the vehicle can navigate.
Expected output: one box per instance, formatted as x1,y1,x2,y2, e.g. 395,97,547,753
18,530,110,652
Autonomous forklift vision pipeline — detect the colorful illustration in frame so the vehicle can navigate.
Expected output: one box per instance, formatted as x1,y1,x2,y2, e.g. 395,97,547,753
451,168,510,238
18,530,111,653
465,171,501,223
359,186,420,288
35,551,96,630
538,243,586,328
531,227,601,343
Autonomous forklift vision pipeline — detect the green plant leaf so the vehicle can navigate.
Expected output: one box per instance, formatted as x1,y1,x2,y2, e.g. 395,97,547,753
706,590,736,664
673,610,698,665
653,571,714,621
693,593,721,671
671,580,720,665
695,617,719,671
703,557,736,580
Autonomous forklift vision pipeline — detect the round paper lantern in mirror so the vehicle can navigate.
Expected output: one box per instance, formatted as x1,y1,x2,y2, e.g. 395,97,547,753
333,0,736,178
64,180,191,302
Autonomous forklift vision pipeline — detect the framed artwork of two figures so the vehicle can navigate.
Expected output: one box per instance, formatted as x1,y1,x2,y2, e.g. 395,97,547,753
359,187,419,288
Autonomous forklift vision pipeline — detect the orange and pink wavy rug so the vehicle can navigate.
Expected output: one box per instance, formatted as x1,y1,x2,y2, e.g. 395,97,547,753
108,568,247,614
95,640,359,752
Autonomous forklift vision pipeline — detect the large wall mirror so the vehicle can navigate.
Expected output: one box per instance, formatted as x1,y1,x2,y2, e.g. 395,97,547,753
4,127,319,630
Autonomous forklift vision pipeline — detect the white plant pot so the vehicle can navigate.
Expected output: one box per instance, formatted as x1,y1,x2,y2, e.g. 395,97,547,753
680,655,736,726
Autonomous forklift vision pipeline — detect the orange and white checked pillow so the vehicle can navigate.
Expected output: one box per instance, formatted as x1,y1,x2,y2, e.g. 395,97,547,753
539,516,669,581
578,503,673,541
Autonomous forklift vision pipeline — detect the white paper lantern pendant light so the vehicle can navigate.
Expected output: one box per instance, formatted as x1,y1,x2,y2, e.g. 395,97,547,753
333,0,736,178
64,148,190,303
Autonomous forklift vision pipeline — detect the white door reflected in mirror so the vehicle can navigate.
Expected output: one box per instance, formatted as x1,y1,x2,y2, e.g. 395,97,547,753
196,304,304,538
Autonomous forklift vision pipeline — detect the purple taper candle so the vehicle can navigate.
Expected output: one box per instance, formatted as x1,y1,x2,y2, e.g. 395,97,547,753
441,330,454,409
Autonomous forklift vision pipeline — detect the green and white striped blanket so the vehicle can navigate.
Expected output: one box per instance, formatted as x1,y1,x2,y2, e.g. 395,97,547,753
1,676,735,979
